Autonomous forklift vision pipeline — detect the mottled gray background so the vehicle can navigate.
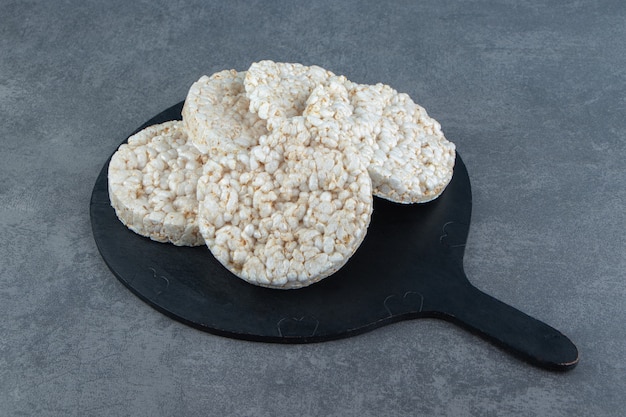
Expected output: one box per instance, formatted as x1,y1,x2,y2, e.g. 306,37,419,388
1,0,625,416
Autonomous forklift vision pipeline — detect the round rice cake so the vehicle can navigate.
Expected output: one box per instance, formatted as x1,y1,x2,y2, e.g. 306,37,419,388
244,60,335,131
369,89,456,203
303,76,379,167
182,70,267,156
196,129,373,289
301,76,455,203
108,121,208,246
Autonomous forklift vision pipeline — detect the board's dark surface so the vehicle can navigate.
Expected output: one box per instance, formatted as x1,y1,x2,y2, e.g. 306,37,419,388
91,102,578,370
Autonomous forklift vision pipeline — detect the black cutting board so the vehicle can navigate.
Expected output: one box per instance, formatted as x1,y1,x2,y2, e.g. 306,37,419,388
90,102,579,371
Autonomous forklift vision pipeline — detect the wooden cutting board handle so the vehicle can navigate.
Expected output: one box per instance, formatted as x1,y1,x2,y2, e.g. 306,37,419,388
431,276,579,371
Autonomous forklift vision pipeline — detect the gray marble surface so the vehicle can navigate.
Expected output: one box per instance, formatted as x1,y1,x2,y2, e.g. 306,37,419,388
1,1,624,416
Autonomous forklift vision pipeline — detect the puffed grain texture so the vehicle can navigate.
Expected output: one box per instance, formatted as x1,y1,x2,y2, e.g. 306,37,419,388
244,60,335,131
303,76,379,167
196,132,373,289
301,76,456,203
369,89,456,203
108,121,208,246
182,70,268,156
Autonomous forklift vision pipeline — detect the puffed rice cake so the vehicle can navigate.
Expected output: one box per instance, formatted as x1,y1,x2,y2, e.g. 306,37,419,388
196,131,373,289
108,121,208,246
182,70,267,156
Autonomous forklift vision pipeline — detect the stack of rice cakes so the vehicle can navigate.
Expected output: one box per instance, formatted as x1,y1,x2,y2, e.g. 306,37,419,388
108,60,456,289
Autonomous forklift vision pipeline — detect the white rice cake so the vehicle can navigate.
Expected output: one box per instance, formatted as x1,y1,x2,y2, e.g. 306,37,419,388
182,70,267,156
244,60,335,131
196,129,373,289
108,121,208,246
370,88,456,203
303,76,456,204
244,62,455,203
303,76,379,167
